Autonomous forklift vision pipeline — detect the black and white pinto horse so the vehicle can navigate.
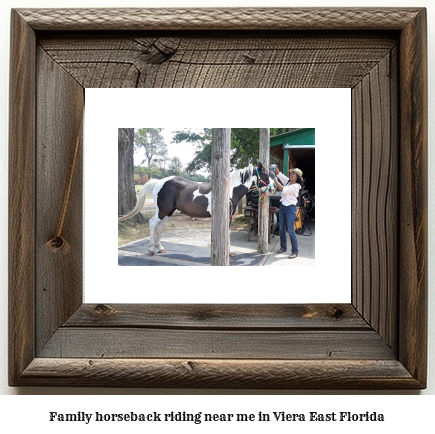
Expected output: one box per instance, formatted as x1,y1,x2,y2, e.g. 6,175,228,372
119,163,276,256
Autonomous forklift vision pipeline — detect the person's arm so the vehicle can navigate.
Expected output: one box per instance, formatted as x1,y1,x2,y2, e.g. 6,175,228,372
274,167,289,185
274,176,283,192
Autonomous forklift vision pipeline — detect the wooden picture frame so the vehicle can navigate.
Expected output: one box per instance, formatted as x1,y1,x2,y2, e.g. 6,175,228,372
9,8,427,389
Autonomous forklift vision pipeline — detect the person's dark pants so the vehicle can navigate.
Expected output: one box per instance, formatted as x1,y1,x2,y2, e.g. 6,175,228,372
279,204,298,254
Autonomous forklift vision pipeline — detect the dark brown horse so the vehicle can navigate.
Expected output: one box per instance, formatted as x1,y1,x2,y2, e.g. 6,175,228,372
119,163,275,255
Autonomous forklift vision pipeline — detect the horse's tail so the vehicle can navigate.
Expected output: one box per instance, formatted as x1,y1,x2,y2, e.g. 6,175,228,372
118,178,159,221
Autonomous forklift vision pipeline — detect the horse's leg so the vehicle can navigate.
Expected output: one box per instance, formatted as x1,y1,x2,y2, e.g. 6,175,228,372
154,216,170,253
148,213,160,256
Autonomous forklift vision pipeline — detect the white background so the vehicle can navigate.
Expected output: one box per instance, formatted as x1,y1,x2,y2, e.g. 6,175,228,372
85,88,351,303
0,0,434,425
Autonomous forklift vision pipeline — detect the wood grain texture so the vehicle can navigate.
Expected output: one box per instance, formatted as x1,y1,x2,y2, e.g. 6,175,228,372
398,8,428,385
18,358,420,389
16,8,422,31
351,79,362,313
258,129,270,254
8,9,36,386
387,47,399,349
65,304,370,329
8,7,427,389
39,329,395,360
38,33,397,89
351,50,398,352
210,129,230,265
35,48,84,353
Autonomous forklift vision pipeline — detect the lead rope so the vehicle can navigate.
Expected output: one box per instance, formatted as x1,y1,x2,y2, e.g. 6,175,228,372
45,132,81,255
255,168,274,202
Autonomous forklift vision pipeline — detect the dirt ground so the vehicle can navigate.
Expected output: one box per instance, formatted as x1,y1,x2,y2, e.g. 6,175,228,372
118,198,249,246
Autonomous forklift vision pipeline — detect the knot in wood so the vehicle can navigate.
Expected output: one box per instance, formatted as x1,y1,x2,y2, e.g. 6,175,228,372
243,53,256,64
332,308,345,319
94,304,116,315
214,152,222,160
45,235,70,255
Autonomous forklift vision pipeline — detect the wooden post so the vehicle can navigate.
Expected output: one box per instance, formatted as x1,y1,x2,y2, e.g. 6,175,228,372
211,128,231,266
258,128,270,254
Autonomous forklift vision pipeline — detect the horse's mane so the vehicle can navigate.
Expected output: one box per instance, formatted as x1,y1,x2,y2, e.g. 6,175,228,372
230,164,254,190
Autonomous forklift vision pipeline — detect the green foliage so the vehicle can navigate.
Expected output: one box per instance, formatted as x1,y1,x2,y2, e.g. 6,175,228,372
134,166,146,176
133,128,296,180
143,162,161,179
173,128,213,174
230,128,260,167
186,142,213,174
173,128,295,172
172,128,212,146
179,172,209,182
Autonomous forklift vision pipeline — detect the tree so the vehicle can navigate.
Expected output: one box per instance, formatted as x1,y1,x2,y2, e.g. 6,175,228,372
180,173,209,182
134,128,167,167
230,128,261,167
168,156,183,176
172,128,213,173
118,128,144,223
134,165,147,177
144,162,161,179
152,139,171,171
231,128,296,167
134,165,147,184
154,152,171,171
173,128,296,172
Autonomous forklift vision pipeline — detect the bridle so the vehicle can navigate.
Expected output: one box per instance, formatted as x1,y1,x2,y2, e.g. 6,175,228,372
248,167,275,202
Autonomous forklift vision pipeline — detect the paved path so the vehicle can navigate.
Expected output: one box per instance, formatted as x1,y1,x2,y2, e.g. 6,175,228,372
118,222,315,266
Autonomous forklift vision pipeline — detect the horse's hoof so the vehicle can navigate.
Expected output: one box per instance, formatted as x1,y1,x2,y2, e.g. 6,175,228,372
158,249,166,254
148,251,155,256
229,252,237,257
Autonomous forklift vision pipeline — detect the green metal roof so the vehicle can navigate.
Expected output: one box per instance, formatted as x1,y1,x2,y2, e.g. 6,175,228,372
270,128,315,148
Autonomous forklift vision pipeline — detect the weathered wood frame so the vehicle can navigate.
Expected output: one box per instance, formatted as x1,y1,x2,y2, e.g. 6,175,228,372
9,8,427,388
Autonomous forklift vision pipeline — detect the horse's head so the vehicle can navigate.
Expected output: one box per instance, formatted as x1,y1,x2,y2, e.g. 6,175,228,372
254,162,276,195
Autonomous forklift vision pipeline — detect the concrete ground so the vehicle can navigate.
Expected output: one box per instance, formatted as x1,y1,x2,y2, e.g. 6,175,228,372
119,221,315,266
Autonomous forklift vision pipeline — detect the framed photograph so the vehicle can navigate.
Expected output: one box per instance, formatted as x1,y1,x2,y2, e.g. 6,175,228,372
86,88,349,303
9,8,427,388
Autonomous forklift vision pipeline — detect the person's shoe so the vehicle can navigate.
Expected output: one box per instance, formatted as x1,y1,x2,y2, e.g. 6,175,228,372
289,253,298,259
276,247,287,254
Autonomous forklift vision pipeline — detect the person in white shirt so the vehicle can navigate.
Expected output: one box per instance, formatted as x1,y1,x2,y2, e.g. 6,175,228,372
273,166,303,259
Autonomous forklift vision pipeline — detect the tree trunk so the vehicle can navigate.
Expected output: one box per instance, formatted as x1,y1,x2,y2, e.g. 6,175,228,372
258,128,270,253
211,128,231,266
118,128,144,223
